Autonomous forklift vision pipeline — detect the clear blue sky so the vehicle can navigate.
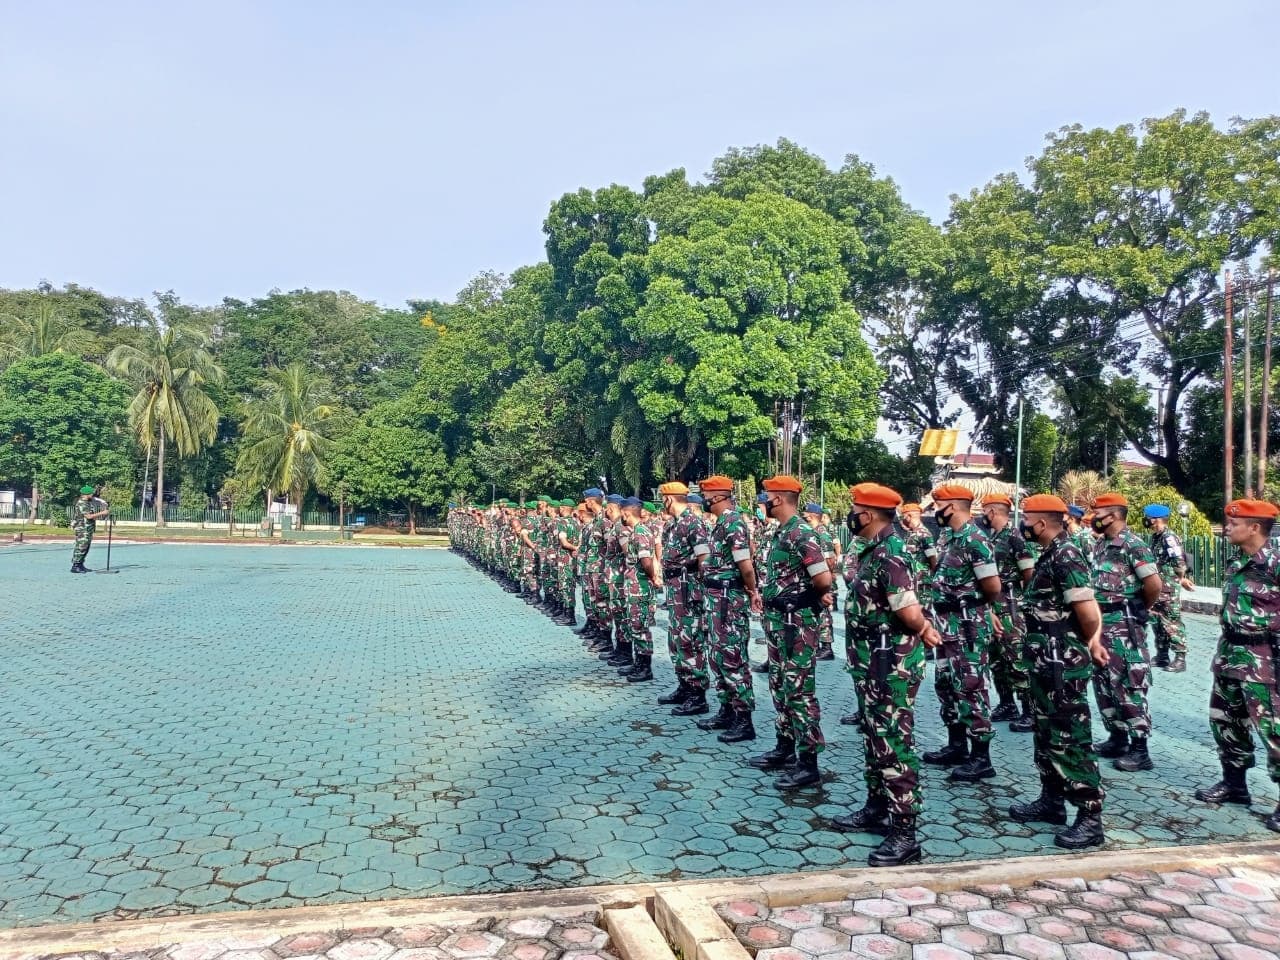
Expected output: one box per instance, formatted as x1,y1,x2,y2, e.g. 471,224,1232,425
2,0,1277,309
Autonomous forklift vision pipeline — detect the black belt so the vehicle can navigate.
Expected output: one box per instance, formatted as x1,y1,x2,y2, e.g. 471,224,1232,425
1096,600,1130,612
1224,628,1269,645
703,580,745,592
933,598,986,614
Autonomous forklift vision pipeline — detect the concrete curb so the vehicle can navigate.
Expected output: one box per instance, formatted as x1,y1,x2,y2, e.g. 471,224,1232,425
603,905,678,960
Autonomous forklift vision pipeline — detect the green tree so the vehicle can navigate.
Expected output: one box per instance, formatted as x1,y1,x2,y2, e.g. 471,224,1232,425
106,324,224,526
0,353,133,512
0,301,95,367
329,407,451,533
236,363,344,522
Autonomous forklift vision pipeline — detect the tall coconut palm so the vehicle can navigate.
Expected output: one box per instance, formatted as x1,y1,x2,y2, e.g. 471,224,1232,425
0,302,95,367
107,324,224,526
1057,469,1109,508
237,364,343,526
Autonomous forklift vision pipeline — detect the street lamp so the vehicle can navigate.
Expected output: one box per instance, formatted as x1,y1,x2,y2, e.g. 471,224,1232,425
1178,500,1190,544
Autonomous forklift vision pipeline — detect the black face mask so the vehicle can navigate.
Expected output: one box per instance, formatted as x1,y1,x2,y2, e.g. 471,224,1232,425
1142,517,1154,529
764,498,779,518
1019,521,1037,541
936,506,954,526
1091,516,1110,534
849,510,867,535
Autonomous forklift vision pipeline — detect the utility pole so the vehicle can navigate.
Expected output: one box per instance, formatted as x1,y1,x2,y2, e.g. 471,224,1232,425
1262,269,1275,494
1013,395,1025,524
1225,269,1235,508
1156,387,1165,459
819,435,826,508
1244,281,1255,497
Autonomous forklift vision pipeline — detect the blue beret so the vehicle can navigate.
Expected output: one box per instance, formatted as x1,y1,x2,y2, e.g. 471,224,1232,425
583,487,604,499
687,494,704,505
1143,504,1171,519
757,493,770,503
804,502,822,515
605,494,624,504
1068,505,1085,519
622,496,642,507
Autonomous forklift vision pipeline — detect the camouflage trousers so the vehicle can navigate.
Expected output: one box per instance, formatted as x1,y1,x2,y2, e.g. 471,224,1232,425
704,586,754,711
763,613,825,754
816,606,834,657
854,633,925,817
584,564,611,627
621,583,656,657
1025,634,1104,813
665,576,709,690
1091,622,1151,737
557,555,575,609
1210,669,1280,781
934,608,995,742
990,596,1029,696
1151,593,1188,656
521,550,537,592
71,526,93,565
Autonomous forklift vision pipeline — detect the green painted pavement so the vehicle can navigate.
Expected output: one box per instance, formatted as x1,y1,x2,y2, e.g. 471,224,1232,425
0,541,1272,928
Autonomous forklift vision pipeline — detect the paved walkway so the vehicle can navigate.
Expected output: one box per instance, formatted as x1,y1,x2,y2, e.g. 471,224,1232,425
0,543,1272,929
720,860,1280,960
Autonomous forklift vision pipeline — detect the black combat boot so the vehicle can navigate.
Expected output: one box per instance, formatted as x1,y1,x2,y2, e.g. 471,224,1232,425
868,815,922,867
748,736,795,770
774,751,821,789
1266,802,1280,833
1167,653,1186,673
606,642,633,668
598,629,621,658
817,647,835,662
949,738,996,781
71,562,86,573
840,710,863,727
1153,640,1169,668
1054,808,1104,849
671,688,709,716
658,682,692,706
751,660,769,674
589,632,613,654
1113,736,1152,771
923,724,969,766
1093,729,1129,758
991,678,1017,721
717,709,756,743
832,797,891,834
1010,695,1034,733
1195,764,1252,805
1009,788,1068,825
626,655,654,682
696,702,732,731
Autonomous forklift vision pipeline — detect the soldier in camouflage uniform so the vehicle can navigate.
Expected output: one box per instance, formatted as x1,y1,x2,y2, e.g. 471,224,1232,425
922,484,1004,782
749,477,833,790
832,483,941,867
576,489,611,646
553,500,580,625
1089,492,1162,772
1144,504,1192,673
601,495,632,668
804,503,839,662
657,481,712,716
1195,498,1280,831
981,494,1037,731
1008,494,1109,849
617,497,658,682
518,502,540,599
899,503,938,581
71,485,109,573
696,475,759,743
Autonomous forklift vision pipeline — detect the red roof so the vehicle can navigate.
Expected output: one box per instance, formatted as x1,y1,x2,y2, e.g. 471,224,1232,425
953,453,996,466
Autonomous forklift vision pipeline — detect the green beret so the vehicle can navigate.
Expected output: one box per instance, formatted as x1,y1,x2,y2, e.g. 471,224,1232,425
560,498,576,508
524,500,537,509
80,485,96,495
536,494,553,503
643,502,658,513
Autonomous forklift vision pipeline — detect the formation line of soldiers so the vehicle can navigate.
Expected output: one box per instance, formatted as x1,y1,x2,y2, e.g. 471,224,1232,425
447,481,1280,868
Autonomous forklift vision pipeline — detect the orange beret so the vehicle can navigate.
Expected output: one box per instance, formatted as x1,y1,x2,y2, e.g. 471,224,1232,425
1226,499,1280,520
899,502,922,514
762,475,803,493
931,483,974,502
1093,493,1128,508
658,481,689,495
1022,494,1068,514
699,475,734,492
852,483,903,510
982,493,1012,508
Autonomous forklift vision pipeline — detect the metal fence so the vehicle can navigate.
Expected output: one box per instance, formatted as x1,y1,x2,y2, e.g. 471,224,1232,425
10,500,444,531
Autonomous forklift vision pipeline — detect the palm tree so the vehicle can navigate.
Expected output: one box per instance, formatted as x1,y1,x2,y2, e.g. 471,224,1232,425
107,324,224,527
0,302,94,366
1057,469,1110,508
237,364,343,526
